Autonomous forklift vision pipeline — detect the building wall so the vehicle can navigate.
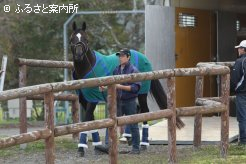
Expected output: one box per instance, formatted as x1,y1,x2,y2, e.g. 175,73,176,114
145,5,175,111
145,5,175,70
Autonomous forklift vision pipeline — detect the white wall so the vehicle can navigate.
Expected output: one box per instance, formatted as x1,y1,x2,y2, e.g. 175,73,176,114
8,99,33,118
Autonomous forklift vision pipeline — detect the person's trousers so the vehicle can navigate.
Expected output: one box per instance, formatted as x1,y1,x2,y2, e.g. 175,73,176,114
236,94,246,143
105,99,140,150
118,99,140,150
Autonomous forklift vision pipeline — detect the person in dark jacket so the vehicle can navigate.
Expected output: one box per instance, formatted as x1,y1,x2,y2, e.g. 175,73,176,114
101,48,141,154
231,40,246,145
114,48,141,154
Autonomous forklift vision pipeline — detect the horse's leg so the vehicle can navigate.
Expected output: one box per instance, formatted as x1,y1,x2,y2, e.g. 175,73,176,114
84,102,97,121
138,94,150,149
85,103,103,148
78,101,102,156
77,93,87,157
78,91,87,122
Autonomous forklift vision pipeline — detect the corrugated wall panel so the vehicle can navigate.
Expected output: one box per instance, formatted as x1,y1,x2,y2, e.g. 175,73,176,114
145,5,175,111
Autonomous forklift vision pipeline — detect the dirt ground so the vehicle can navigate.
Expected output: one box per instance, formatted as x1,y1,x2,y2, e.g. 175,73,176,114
0,143,188,164
0,126,190,164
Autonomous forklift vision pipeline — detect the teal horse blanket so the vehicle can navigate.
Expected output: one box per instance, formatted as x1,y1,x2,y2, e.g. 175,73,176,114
77,49,152,102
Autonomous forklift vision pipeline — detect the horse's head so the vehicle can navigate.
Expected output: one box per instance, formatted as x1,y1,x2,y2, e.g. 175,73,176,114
70,21,89,62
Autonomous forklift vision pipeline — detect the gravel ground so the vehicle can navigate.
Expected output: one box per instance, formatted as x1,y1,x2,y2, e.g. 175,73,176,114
0,127,191,164
0,143,186,164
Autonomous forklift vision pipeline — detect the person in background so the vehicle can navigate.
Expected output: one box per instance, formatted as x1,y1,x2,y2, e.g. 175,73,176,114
100,48,141,154
114,48,141,154
231,40,246,145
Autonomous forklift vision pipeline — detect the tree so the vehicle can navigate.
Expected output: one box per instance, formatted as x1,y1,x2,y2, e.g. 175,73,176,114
0,0,146,90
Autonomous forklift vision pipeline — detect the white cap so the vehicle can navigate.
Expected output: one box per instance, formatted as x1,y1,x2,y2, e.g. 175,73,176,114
235,40,246,48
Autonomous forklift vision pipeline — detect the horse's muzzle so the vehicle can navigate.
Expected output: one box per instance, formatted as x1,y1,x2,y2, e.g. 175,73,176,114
74,45,85,61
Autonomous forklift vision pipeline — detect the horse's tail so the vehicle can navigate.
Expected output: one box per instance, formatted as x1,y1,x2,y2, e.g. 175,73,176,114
150,79,167,109
150,79,185,129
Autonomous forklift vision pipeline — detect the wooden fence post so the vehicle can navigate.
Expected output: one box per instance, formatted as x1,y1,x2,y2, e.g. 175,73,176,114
107,85,117,164
19,65,27,135
194,76,204,148
72,99,79,140
44,92,55,164
220,74,230,158
167,77,176,163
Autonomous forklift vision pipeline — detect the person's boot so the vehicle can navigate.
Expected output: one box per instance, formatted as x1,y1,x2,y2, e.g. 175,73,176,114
123,125,132,146
94,145,109,154
140,124,149,151
126,137,132,146
128,148,140,155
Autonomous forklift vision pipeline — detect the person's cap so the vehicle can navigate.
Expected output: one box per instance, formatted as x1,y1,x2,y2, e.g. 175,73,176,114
116,48,131,56
235,40,246,48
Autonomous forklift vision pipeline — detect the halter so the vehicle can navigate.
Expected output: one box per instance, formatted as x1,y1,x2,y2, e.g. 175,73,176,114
71,41,89,60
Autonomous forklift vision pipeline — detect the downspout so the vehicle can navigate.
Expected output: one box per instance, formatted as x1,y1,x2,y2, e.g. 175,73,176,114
216,11,220,97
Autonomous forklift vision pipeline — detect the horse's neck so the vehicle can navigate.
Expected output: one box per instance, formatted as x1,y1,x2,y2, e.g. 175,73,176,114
74,49,96,79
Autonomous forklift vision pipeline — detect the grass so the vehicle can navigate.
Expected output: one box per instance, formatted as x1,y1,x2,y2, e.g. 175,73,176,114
0,138,77,158
179,144,246,163
0,108,2,122
0,118,19,124
0,140,45,158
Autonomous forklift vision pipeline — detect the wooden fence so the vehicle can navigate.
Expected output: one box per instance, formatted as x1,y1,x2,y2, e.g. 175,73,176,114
0,59,231,164
16,58,77,136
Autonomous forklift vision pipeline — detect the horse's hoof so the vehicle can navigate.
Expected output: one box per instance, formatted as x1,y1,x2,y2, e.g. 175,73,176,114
79,151,85,157
78,147,85,157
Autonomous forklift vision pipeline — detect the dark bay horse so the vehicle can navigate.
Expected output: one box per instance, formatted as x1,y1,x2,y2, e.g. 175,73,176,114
70,21,184,156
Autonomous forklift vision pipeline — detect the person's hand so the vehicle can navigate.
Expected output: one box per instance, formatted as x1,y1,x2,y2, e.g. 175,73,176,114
115,84,121,89
99,86,107,91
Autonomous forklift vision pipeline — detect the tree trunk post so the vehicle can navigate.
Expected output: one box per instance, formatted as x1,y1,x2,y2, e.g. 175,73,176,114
220,74,230,158
19,65,27,135
167,77,176,163
194,76,204,148
44,92,55,164
107,85,117,164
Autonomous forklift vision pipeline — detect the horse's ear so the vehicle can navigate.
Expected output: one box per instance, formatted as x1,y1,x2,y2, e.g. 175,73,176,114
72,21,77,31
82,22,86,31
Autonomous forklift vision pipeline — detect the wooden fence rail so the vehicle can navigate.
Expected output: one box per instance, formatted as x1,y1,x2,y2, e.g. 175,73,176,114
27,94,78,101
0,66,230,101
0,99,224,149
26,93,80,139
0,129,52,149
0,59,231,164
16,58,74,68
